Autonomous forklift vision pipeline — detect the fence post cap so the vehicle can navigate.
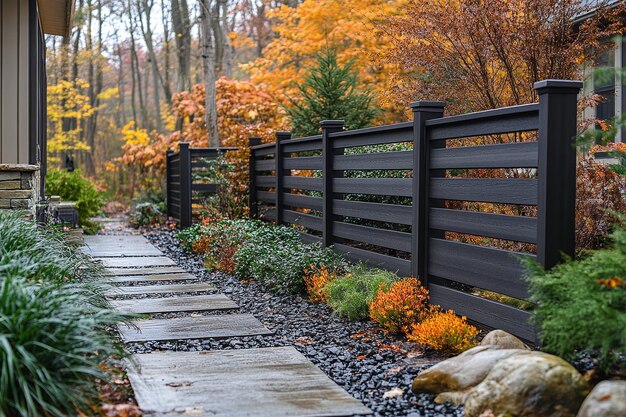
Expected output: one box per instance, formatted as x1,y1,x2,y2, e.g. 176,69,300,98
409,101,445,111
534,79,583,93
275,131,292,141
249,137,262,146
179,142,190,148
320,120,345,128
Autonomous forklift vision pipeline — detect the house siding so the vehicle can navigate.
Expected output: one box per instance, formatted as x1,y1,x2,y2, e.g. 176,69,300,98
0,0,30,165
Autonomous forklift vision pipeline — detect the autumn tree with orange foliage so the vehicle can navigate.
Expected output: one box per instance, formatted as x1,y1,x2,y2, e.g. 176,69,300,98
243,0,407,123
379,0,623,114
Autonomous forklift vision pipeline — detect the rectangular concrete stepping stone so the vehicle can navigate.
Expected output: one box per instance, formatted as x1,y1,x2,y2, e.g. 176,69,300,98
82,235,163,257
105,266,186,276
118,314,272,342
126,347,372,417
97,256,176,268
105,282,215,297
111,294,238,314
107,273,199,284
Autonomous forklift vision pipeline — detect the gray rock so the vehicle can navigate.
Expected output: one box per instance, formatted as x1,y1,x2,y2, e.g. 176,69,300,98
464,352,588,417
480,329,530,350
577,380,626,417
412,346,526,396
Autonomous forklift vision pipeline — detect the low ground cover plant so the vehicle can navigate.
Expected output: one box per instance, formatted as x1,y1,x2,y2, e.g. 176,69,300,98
304,265,340,303
369,277,430,334
408,309,479,354
46,170,104,234
526,217,626,371
325,264,396,321
0,212,125,416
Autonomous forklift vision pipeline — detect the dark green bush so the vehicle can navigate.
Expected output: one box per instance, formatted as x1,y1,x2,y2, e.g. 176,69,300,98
526,219,626,371
129,202,165,228
0,212,126,416
325,264,397,320
234,223,345,294
46,170,104,234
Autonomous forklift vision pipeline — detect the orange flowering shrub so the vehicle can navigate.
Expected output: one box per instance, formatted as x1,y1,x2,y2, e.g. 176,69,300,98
369,277,429,334
408,309,479,354
303,266,337,303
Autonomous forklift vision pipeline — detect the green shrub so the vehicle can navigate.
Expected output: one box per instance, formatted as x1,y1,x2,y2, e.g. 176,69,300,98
46,170,104,234
129,202,165,228
0,212,126,416
326,264,397,321
234,223,345,294
526,219,626,371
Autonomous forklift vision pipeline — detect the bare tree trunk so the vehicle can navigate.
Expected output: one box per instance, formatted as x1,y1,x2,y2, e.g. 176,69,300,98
128,2,151,130
171,0,191,92
200,0,219,147
161,0,173,104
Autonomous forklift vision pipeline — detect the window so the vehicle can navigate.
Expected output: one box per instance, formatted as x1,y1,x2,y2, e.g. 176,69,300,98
593,45,616,122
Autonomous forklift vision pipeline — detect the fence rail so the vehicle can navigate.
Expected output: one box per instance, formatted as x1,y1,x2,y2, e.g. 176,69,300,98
166,143,235,227
248,79,582,342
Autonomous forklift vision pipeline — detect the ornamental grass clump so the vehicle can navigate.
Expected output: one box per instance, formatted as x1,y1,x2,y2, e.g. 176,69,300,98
326,264,397,321
369,277,429,334
0,212,127,416
408,309,479,354
526,218,626,371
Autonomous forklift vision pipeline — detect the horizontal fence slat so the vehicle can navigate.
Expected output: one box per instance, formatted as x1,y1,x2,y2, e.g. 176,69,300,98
333,151,412,170
331,123,412,148
256,191,276,203
426,103,539,140
254,146,275,157
256,176,276,188
282,143,322,153
430,142,538,169
334,243,411,276
333,178,412,197
428,238,533,299
283,210,323,231
263,207,276,220
428,283,535,343
192,184,217,193
333,200,412,225
283,156,323,170
298,231,323,244
283,176,324,192
333,221,412,252
283,193,323,211
254,159,276,171
430,208,537,243
430,178,538,205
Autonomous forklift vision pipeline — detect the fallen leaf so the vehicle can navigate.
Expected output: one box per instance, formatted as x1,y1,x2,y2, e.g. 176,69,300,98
166,381,193,388
386,366,404,373
294,336,316,346
356,355,367,360
382,387,404,398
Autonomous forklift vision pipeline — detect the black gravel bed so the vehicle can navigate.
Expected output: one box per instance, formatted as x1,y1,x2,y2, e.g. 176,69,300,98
139,229,463,417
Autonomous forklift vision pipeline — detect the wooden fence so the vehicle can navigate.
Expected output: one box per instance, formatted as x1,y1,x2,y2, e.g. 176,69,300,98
166,143,235,227
248,80,582,342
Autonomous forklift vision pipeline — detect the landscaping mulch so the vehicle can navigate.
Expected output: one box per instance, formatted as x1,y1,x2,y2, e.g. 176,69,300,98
137,229,464,417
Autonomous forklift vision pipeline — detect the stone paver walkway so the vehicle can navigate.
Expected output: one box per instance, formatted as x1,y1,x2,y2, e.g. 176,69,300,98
88,234,371,417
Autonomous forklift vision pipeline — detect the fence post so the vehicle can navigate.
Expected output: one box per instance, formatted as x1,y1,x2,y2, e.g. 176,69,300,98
275,132,292,225
410,101,445,281
249,137,262,218
179,142,192,228
321,120,345,247
166,149,173,218
535,79,582,269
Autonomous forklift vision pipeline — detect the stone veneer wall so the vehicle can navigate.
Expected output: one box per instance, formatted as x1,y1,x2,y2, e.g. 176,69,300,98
0,164,40,218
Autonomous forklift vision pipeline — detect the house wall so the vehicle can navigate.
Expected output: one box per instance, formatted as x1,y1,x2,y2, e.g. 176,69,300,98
0,0,39,217
0,0,31,164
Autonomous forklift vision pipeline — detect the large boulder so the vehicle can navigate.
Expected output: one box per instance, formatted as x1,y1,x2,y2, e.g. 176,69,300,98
577,380,626,417
480,329,530,350
411,346,527,401
464,352,589,417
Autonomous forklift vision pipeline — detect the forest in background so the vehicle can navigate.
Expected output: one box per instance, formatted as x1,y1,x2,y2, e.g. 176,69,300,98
45,0,626,203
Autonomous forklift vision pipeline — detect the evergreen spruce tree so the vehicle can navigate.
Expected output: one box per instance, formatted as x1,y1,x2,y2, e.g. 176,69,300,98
285,49,378,137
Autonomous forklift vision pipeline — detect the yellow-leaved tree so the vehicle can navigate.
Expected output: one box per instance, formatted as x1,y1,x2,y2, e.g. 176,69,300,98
242,0,407,124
